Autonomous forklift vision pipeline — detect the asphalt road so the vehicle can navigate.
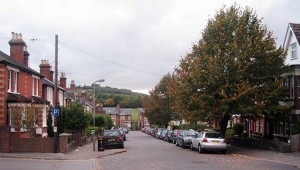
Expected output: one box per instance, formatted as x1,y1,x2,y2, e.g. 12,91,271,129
0,131,298,170
99,131,299,170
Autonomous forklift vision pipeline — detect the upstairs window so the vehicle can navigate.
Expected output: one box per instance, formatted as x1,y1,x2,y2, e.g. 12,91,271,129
32,76,39,96
14,71,18,93
47,87,53,105
8,70,12,92
120,115,125,120
7,67,19,93
291,43,297,59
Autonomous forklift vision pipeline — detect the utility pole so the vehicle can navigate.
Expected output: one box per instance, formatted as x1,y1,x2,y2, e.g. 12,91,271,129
53,35,58,153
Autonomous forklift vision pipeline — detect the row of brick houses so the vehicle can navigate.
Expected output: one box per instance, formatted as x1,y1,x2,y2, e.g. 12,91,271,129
0,32,70,139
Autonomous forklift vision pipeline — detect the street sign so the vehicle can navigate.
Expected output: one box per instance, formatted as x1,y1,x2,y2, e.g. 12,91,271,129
52,109,60,116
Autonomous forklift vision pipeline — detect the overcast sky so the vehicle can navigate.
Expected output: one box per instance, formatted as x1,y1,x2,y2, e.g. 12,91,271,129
0,0,299,94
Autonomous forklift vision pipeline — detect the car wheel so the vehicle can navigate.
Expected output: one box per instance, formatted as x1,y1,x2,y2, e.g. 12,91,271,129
198,144,203,153
222,150,227,154
190,144,194,150
181,140,185,148
120,143,124,149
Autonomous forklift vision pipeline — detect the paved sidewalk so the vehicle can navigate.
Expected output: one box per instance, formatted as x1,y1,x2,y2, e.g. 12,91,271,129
227,145,300,168
0,141,126,160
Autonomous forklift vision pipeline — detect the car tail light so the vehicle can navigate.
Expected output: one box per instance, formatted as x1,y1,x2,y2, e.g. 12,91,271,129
119,135,123,141
202,138,208,142
223,139,227,144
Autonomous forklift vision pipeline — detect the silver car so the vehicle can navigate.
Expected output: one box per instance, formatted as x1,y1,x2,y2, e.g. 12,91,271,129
191,131,227,154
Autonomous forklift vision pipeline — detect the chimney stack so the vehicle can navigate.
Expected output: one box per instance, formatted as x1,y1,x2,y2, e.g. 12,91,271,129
9,32,29,66
70,80,75,90
23,46,30,66
60,72,67,89
39,60,52,80
50,70,54,82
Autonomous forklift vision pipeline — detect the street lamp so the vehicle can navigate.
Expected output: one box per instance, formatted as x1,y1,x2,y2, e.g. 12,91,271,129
93,79,105,128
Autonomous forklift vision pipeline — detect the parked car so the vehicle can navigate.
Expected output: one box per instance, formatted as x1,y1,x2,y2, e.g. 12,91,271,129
171,129,180,144
176,130,196,148
120,127,129,134
159,129,168,140
103,130,124,149
119,128,127,141
155,128,166,139
164,130,173,142
191,131,227,154
151,128,156,137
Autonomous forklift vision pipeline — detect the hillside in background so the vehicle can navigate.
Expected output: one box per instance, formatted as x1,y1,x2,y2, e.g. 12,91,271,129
76,85,148,108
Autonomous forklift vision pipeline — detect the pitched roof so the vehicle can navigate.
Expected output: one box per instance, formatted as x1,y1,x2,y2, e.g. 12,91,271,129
0,50,43,77
290,23,300,46
138,108,145,113
42,78,65,91
103,107,132,115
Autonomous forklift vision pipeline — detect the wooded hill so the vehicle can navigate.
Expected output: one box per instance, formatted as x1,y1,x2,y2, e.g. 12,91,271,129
76,85,148,108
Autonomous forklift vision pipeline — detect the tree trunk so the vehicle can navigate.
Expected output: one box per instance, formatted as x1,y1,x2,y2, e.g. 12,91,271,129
268,118,274,140
219,114,230,137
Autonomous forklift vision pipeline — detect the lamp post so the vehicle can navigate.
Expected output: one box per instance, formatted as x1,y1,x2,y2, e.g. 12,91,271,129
93,79,105,128
92,79,104,152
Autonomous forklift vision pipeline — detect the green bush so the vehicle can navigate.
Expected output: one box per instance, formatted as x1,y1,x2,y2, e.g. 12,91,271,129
233,123,244,137
225,128,234,138
90,114,113,129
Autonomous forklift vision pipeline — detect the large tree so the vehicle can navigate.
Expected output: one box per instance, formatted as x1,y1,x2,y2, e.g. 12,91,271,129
172,5,288,136
143,74,173,127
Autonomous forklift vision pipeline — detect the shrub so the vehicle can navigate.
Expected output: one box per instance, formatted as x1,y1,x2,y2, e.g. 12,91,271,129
225,128,234,138
233,123,244,137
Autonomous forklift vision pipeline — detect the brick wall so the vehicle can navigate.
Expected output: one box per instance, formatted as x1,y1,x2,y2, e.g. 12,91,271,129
0,126,10,152
59,133,77,153
0,65,7,126
9,138,54,153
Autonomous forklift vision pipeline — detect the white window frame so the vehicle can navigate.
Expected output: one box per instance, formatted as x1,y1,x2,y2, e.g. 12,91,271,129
121,115,125,120
291,43,297,59
7,66,19,93
8,70,12,92
13,71,18,93
58,90,64,106
47,87,53,105
32,75,40,96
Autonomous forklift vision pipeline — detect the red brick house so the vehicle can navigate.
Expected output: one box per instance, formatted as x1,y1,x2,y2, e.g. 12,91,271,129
103,105,132,128
40,60,66,107
138,108,150,129
0,32,49,138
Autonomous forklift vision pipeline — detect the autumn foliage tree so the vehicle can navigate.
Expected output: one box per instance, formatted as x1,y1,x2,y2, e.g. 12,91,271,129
169,5,289,136
143,74,173,128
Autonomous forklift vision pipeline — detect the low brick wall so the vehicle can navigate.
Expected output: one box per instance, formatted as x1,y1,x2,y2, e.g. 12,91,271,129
59,133,77,153
231,137,291,153
0,127,10,152
9,138,54,153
